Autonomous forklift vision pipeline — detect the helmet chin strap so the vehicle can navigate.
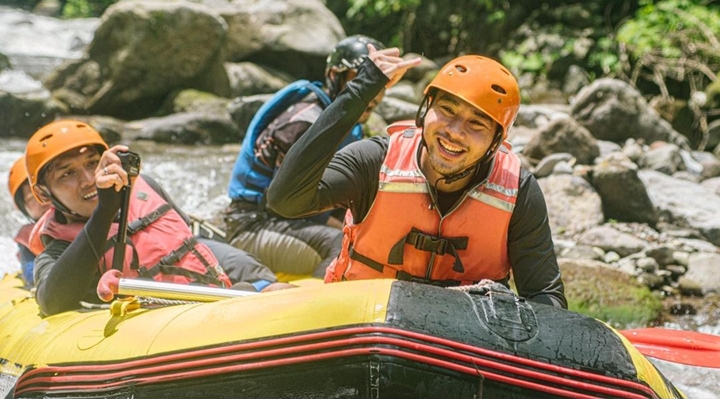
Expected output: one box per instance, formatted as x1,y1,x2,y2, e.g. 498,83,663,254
441,131,503,185
50,196,83,218
37,185,84,218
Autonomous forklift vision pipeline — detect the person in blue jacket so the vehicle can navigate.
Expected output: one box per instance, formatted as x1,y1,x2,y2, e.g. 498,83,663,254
225,35,386,279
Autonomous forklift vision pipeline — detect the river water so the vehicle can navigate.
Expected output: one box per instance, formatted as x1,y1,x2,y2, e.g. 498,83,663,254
1,137,718,397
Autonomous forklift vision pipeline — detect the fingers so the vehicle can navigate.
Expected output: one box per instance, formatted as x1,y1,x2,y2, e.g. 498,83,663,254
367,43,422,89
96,145,130,191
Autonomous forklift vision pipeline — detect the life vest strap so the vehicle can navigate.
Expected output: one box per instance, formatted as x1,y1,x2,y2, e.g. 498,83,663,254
104,203,172,273
143,237,226,287
388,228,468,273
103,233,140,272
347,247,467,287
126,204,172,235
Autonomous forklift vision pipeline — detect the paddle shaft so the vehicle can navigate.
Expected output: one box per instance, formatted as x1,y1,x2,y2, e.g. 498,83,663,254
117,278,257,302
621,328,719,368
111,184,132,271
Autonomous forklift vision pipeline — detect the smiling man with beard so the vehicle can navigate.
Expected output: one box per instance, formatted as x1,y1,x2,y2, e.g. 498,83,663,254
267,46,566,308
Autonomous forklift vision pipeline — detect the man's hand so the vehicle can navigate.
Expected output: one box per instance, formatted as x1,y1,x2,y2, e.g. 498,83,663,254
96,145,134,192
367,44,422,89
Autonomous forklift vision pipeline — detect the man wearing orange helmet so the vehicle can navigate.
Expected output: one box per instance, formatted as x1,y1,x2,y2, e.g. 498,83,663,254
267,46,566,308
25,120,291,316
7,155,52,287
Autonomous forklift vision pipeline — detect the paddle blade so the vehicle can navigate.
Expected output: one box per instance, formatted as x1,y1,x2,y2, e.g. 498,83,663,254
621,328,719,368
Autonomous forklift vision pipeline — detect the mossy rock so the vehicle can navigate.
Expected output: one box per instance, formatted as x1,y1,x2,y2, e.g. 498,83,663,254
559,258,663,328
158,89,229,116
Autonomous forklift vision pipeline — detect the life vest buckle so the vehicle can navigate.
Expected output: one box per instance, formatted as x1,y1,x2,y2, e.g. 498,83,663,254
412,234,448,255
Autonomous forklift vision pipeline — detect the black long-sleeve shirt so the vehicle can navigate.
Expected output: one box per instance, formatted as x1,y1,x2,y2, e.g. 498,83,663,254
34,175,275,316
268,58,566,309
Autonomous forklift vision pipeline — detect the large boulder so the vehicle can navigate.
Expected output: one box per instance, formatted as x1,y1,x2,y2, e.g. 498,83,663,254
0,7,98,78
522,116,600,165
538,174,604,235
590,153,658,224
45,0,230,119
0,70,58,137
201,0,345,81
639,170,720,246
571,78,690,148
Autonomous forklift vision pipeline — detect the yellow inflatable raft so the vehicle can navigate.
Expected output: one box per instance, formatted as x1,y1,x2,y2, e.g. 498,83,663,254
0,273,684,399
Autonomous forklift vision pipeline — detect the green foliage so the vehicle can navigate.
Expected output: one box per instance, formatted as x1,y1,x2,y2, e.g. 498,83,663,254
329,0,508,58
568,287,663,328
62,0,116,18
618,0,720,58
617,0,720,95
563,263,664,329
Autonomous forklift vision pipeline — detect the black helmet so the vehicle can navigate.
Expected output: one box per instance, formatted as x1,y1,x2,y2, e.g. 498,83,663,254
325,35,385,98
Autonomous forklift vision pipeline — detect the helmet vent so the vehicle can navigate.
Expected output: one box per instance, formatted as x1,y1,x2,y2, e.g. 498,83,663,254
491,84,507,95
39,134,53,143
454,65,467,73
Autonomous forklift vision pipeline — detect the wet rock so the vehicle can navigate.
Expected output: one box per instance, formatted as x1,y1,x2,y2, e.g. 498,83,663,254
225,62,290,98
684,252,720,294
132,112,240,144
522,116,600,165
640,170,720,246
49,0,231,119
664,265,687,279
557,244,604,261
590,152,657,224
636,257,659,273
0,70,58,138
374,96,420,124
576,225,648,257
532,153,574,178
570,78,690,148
639,143,685,175
644,245,676,267
637,272,665,289
226,93,272,137
538,174,603,235
676,277,704,297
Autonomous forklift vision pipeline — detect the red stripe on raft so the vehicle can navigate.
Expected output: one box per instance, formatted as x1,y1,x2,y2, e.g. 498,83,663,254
15,326,658,399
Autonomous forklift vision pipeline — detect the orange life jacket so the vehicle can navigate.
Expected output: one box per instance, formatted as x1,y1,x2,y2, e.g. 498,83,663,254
326,122,520,286
29,176,231,287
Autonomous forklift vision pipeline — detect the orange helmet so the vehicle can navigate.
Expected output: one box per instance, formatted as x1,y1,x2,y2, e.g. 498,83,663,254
8,155,29,207
25,120,108,203
424,55,520,138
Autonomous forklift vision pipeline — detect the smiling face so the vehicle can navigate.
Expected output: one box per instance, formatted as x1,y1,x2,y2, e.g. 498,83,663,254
420,91,499,190
39,146,102,220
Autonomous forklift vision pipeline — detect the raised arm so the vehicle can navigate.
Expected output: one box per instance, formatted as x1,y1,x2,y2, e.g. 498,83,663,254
267,47,421,218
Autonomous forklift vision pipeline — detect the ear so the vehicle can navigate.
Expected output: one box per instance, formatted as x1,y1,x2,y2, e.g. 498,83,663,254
415,95,432,128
